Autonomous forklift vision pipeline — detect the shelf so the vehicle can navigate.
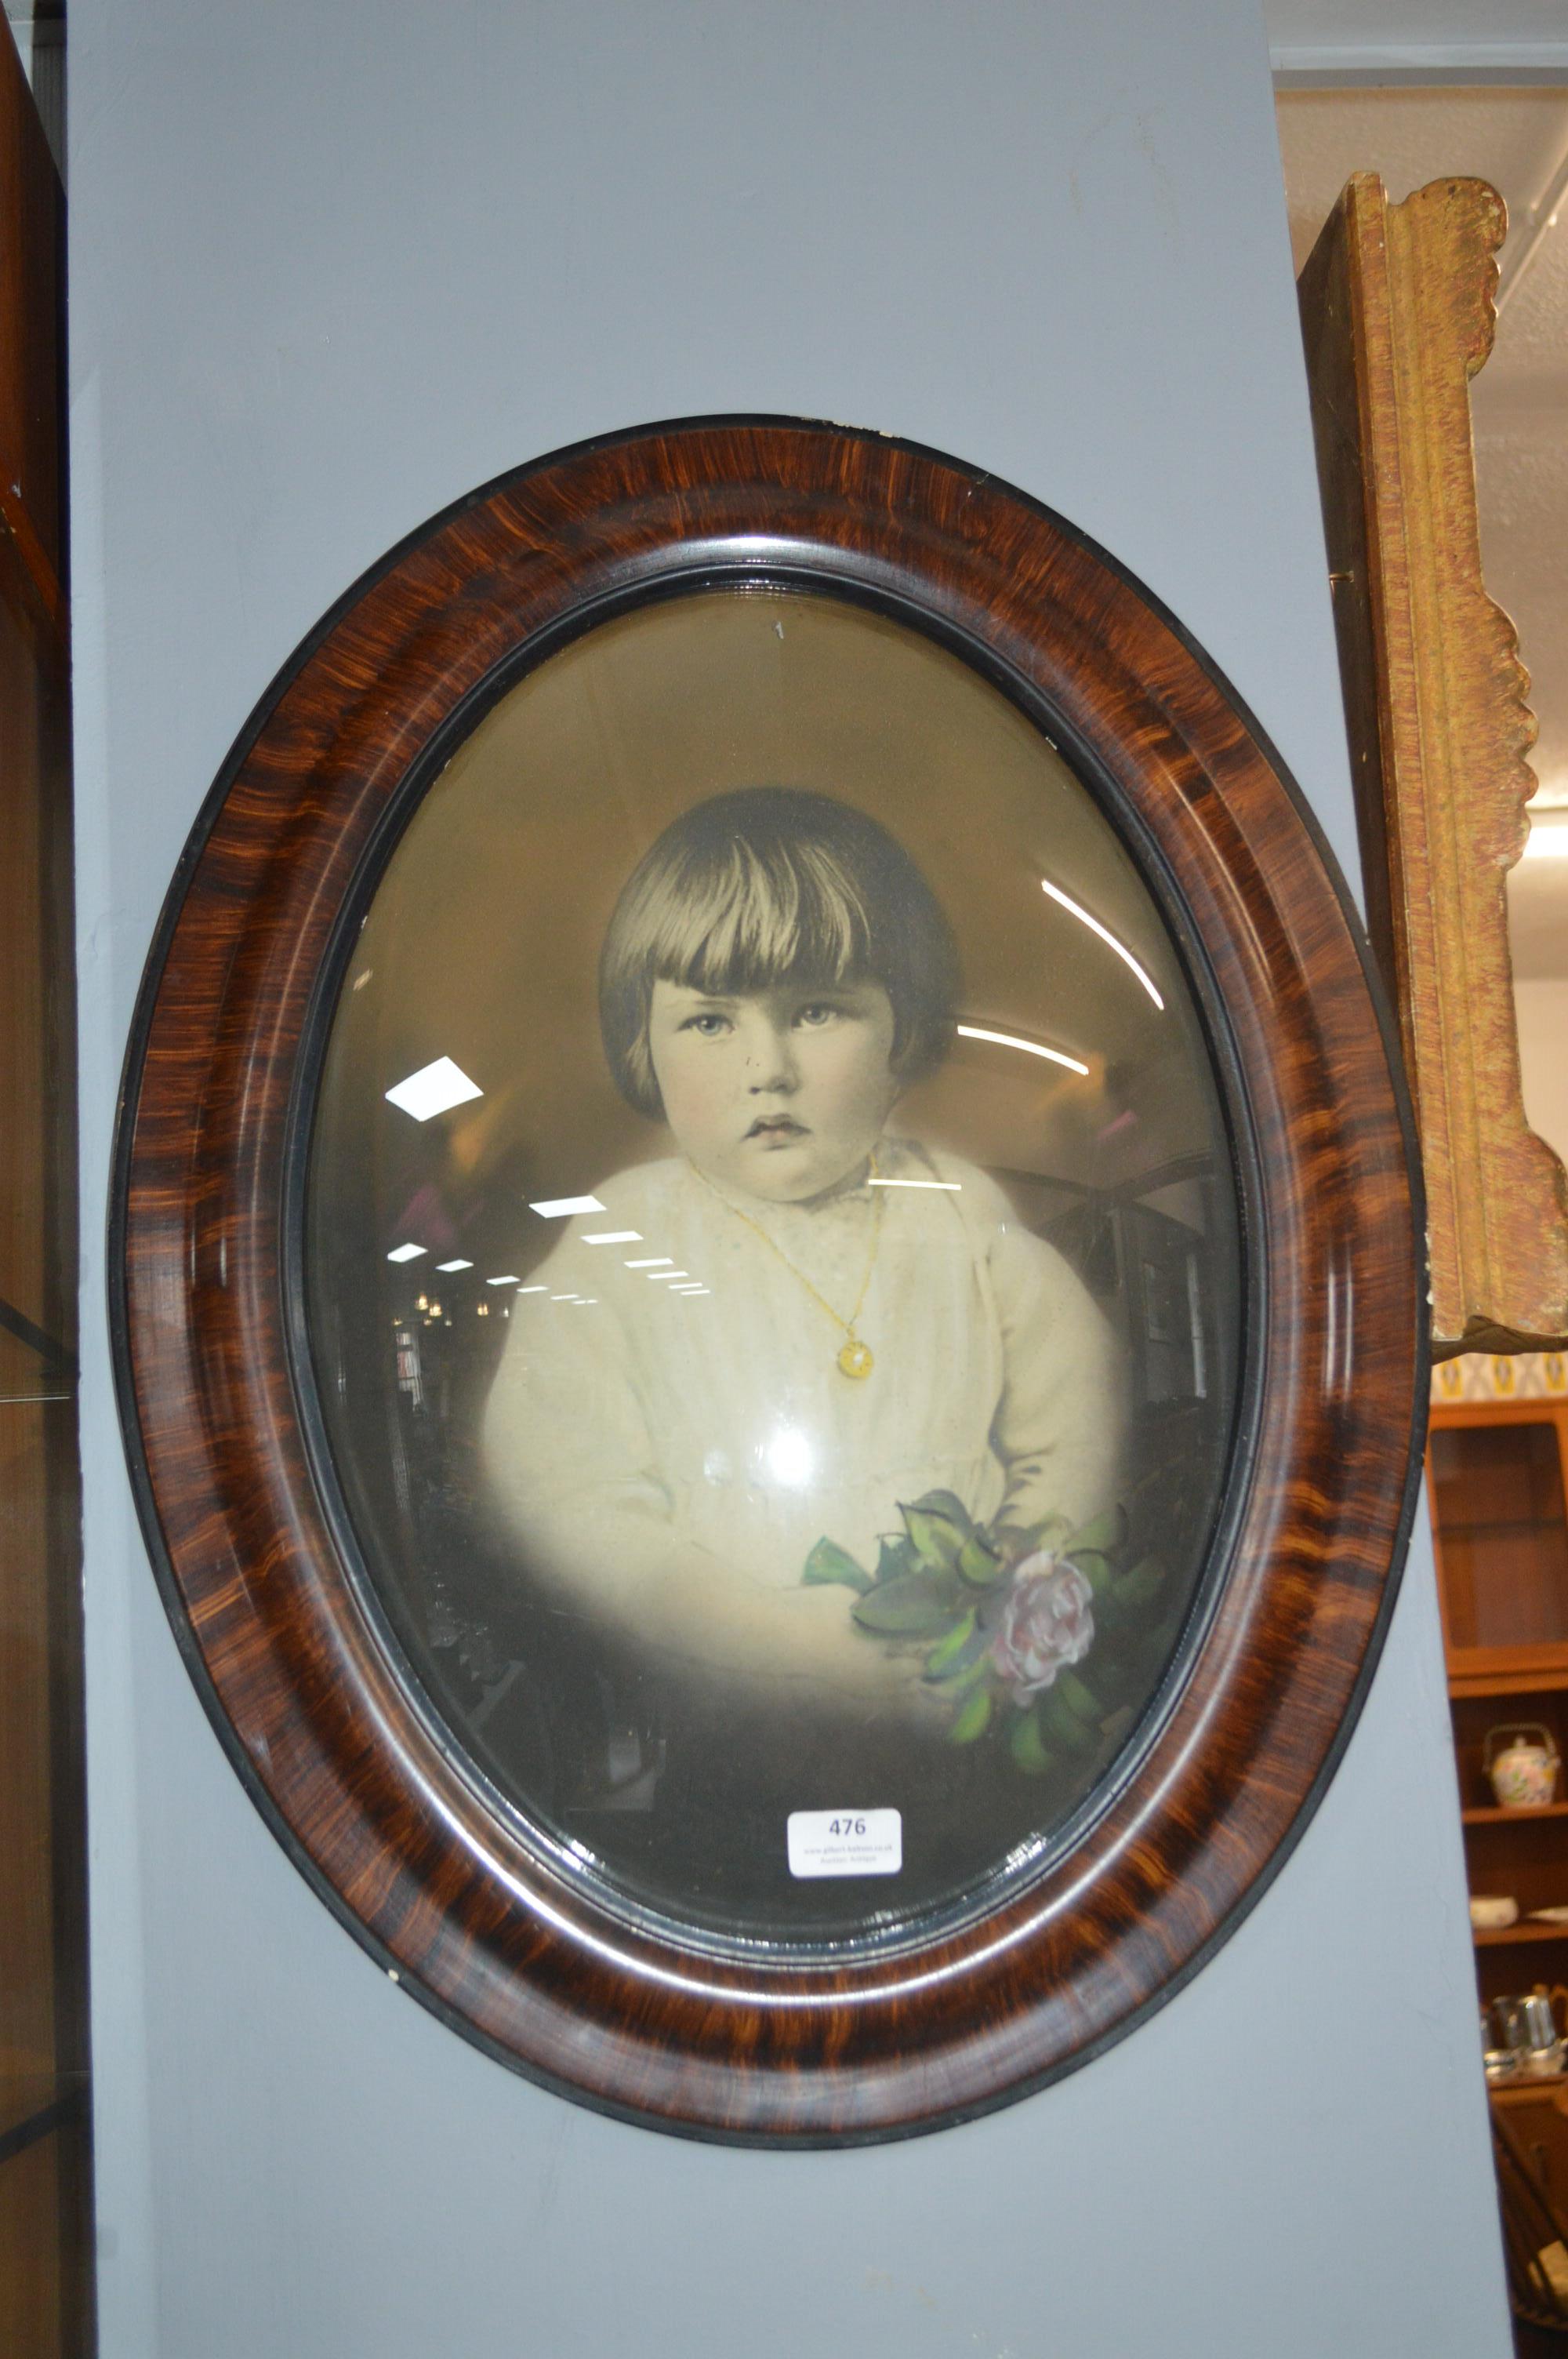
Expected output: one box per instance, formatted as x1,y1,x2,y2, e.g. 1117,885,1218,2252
1464,1804,1568,1824
1490,2077,1568,2106
1475,1921,1568,1946
1439,1517,1566,1536
1449,1667,1568,1699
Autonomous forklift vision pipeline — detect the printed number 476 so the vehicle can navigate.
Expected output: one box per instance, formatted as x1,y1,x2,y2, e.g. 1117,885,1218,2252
828,1816,866,1837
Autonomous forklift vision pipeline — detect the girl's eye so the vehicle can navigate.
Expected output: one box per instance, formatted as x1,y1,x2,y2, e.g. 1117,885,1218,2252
795,1003,839,1027
682,1012,731,1037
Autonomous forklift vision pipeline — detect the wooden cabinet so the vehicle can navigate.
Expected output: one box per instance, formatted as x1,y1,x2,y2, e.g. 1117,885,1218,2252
1436,1401,1568,1679
0,18,89,2357
1432,1395,1568,2010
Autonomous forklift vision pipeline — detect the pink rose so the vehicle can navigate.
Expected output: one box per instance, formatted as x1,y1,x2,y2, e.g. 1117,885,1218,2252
990,1555,1094,1701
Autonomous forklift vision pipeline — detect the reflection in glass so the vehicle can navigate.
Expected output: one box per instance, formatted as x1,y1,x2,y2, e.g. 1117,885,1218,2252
306,587,1243,1946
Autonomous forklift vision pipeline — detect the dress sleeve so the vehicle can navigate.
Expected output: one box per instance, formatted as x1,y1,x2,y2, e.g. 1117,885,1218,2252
982,1193,1128,1540
480,1236,916,1713
482,1249,686,1599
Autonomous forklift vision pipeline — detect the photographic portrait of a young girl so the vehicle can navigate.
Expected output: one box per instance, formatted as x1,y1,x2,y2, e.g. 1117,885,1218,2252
483,787,1127,1739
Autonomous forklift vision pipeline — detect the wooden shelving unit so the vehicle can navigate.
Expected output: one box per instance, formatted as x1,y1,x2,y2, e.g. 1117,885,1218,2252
1430,1393,1568,2008
1475,1922,1568,1949
1464,1803,1568,1826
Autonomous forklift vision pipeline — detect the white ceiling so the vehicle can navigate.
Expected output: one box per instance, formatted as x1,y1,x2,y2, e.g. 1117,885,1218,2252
1279,86,1568,980
1265,0,1568,78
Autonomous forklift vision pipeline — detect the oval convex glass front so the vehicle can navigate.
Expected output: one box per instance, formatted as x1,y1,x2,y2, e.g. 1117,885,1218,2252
303,585,1243,1948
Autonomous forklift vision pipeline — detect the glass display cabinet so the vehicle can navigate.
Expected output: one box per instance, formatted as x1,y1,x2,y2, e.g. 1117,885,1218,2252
1430,1390,1568,2011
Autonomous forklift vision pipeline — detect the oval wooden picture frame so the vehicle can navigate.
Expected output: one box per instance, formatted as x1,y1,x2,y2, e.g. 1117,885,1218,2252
114,419,1424,2144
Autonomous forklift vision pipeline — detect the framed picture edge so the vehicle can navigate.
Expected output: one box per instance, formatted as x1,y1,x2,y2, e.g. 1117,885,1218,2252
108,414,1428,2143
1298,173,1568,1358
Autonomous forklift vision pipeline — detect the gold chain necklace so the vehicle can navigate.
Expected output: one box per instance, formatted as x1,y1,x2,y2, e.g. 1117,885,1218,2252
687,1157,884,1379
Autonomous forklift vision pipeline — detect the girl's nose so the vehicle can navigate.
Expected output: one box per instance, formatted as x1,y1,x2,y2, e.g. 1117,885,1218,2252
746,1018,799,1092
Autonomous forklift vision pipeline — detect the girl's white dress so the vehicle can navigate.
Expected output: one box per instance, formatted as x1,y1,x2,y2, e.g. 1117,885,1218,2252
483,1136,1125,1606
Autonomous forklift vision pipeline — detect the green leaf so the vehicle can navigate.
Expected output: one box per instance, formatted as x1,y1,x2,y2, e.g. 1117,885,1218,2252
1063,1547,1114,1595
873,1532,916,1586
1008,1709,1056,1775
928,1637,993,1692
1110,1555,1167,1612
906,1488,974,1537
1000,1513,1072,1562
802,1537,873,1594
1054,1669,1102,1726
956,1532,1007,1587
925,1609,977,1671
1065,1504,1128,1557
949,1688,993,1745
1040,1688,1098,1756
902,1504,965,1572
852,1574,954,1637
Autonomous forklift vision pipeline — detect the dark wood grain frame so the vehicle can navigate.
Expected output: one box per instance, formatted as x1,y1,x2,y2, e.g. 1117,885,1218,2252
112,418,1425,2144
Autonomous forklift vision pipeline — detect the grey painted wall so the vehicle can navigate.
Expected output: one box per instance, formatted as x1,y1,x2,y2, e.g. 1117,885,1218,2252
69,4,1511,2353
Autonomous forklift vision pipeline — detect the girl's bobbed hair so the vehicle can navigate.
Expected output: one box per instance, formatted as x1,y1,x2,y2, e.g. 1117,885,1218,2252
599,787,961,1119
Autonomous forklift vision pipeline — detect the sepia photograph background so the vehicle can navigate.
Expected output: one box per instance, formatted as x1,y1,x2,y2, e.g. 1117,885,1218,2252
305,585,1243,1941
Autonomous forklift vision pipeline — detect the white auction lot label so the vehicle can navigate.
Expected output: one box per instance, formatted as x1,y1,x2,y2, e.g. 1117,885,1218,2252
787,1808,902,1879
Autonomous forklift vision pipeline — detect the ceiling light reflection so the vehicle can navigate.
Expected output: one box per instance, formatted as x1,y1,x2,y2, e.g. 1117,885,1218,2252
625,1257,673,1269
436,1258,473,1273
486,1274,521,1285
869,1178,960,1191
530,1194,607,1219
387,1242,426,1263
384,1056,484,1121
956,1023,1089,1075
1040,878,1164,1009
764,1427,815,1488
583,1230,642,1245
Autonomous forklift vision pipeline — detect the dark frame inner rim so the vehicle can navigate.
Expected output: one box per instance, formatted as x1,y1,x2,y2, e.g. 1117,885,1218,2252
281,553,1267,1977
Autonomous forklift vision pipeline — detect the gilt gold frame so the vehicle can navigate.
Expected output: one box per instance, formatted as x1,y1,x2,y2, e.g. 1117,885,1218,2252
1299,173,1568,1358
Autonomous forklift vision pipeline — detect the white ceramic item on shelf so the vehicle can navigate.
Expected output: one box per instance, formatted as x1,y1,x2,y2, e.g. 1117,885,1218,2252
1471,1895,1520,1930
1486,1725,1563,1810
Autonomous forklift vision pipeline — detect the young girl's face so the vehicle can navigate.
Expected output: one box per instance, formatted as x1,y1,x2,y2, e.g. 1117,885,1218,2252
648,976,901,1204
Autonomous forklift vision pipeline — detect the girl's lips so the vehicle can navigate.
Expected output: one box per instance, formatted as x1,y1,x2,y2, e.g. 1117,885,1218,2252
746,1117,806,1139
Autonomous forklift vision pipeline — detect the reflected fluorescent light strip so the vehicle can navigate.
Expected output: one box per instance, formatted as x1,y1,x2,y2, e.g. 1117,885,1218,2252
387,1241,426,1263
648,1270,691,1281
625,1257,673,1269
956,1023,1088,1076
583,1230,642,1245
672,1285,709,1295
385,1056,484,1121
486,1273,521,1285
1524,821,1568,860
530,1194,606,1218
575,1298,599,1306
1040,878,1164,1010
551,1293,583,1303
515,1285,547,1295
436,1258,473,1273
869,1178,960,1191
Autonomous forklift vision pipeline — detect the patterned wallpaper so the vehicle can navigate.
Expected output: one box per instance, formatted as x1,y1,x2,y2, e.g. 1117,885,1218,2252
1433,1350,1568,1407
